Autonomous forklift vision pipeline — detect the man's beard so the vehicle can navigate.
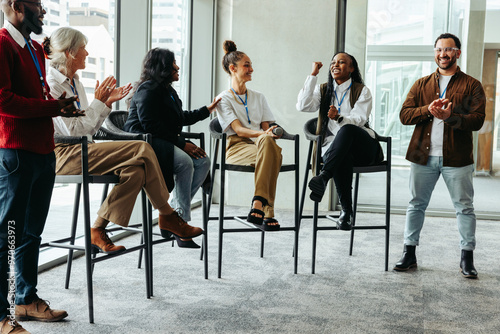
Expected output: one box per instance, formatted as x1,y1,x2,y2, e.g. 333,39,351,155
437,56,456,71
22,7,43,35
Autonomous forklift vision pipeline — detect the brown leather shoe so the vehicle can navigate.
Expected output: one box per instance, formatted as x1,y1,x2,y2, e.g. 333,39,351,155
158,211,203,239
91,227,126,254
15,298,67,322
1,318,30,333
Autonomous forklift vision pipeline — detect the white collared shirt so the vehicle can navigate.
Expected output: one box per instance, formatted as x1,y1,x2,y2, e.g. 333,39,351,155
3,21,30,48
47,67,110,141
296,75,374,156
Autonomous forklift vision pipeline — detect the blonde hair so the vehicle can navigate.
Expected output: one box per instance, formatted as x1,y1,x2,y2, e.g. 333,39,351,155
43,27,88,76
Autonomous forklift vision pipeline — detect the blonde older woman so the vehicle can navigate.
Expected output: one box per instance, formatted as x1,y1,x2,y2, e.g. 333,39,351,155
44,27,203,254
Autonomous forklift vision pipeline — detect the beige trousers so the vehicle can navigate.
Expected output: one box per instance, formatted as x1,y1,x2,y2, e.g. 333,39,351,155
226,134,282,218
55,141,170,227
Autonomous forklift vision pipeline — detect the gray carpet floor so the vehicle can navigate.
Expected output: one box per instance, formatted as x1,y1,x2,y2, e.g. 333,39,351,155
23,206,500,333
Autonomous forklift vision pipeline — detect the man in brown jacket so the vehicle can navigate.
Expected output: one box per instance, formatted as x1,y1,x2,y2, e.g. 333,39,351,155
393,33,485,279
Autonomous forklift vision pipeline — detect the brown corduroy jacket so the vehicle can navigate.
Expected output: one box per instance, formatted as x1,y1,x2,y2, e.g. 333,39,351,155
400,67,485,167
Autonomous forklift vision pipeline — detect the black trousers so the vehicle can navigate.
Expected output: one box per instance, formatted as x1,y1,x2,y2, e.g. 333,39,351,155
321,124,382,211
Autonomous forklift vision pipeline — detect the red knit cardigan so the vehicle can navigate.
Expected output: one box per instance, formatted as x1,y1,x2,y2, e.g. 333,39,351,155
0,28,61,154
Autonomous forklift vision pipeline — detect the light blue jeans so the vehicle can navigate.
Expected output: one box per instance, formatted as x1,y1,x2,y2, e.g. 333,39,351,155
170,146,210,222
404,156,476,250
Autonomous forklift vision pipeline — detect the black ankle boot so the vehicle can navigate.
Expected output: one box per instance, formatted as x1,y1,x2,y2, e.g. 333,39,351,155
336,210,352,231
308,172,330,202
393,245,417,271
460,250,478,279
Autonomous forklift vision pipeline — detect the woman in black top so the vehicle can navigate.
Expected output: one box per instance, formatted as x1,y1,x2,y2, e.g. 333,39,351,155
125,48,220,247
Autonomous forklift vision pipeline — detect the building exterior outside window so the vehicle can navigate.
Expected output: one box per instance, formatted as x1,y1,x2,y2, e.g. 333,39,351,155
152,0,189,101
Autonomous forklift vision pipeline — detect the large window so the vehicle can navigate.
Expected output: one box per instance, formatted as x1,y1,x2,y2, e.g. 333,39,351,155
356,0,500,216
32,0,116,102
151,0,190,101
365,0,466,160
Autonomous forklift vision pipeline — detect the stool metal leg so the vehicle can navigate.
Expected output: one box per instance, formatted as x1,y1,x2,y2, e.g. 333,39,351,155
202,188,208,279
217,175,225,279
65,184,81,289
311,200,319,274
349,173,360,256
260,231,265,258
82,181,94,323
384,164,391,271
299,141,314,226
293,136,299,274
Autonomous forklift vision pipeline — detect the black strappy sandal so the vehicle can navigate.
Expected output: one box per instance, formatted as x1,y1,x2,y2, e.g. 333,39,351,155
262,218,280,231
247,196,268,226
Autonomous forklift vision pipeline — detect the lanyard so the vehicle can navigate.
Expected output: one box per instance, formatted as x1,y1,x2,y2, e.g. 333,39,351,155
438,83,448,99
69,79,81,109
24,37,47,98
333,82,352,114
231,88,250,124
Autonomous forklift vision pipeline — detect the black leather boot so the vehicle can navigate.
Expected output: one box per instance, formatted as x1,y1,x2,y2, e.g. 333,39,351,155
460,250,478,279
393,245,417,271
336,209,352,230
308,171,331,202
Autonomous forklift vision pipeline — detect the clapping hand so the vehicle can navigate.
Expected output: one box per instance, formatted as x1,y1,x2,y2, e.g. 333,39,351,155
94,76,116,105
107,83,133,107
428,98,452,120
57,92,85,117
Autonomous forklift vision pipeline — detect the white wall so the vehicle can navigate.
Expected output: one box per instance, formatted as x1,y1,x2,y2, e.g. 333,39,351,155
213,0,338,211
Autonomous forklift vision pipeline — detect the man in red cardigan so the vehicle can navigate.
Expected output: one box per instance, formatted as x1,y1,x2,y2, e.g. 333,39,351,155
0,1,81,333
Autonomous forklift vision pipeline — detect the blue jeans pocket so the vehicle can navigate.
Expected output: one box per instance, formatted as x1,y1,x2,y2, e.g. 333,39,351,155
0,149,20,177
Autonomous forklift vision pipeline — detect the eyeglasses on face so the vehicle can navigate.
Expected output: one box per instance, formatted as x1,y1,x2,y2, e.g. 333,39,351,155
434,47,459,54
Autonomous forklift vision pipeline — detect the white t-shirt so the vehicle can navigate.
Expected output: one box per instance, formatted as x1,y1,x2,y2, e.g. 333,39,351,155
429,74,452,156
296,75,374,156
47,66,110,142
215,88,275,138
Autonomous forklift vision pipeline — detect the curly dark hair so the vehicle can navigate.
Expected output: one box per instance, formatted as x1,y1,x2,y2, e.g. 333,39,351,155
324,52,363,106
434,33,461,49
138,48,176,86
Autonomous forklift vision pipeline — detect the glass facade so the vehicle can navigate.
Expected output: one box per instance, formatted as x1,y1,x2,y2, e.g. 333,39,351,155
365,0,467,161
151,0,190,101
357,0,500,217
26,0,116,103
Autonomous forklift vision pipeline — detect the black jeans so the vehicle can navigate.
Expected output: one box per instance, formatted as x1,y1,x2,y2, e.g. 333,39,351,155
321,124,382,211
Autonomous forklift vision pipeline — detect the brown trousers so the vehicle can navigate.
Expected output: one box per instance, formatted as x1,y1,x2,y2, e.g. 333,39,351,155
226,134,282,218
55,141,169,227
